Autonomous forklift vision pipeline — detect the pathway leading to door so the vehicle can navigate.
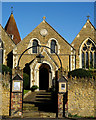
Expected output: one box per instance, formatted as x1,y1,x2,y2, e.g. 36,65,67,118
23,90,56,118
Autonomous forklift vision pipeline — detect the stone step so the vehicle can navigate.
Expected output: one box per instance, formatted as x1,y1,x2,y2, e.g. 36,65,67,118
23,103,38,111
23,91,52,103
37,92,51,95
23,107,38,111
23,103,35,107
23,91,56,115
36,97,51,99
23,111,56,118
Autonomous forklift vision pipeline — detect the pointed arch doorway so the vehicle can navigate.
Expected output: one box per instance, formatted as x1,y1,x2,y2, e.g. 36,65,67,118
39,63,51,91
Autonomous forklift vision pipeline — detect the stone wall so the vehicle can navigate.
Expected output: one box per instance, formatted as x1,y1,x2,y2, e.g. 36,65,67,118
0,73,10,116
68,77,96,117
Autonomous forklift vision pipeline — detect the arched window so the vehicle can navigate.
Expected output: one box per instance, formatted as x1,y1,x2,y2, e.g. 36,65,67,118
86,52,88,69
90,52,93,68
0,39,3,64
94,52,96,69
51,40,56,53
32,40,38,53
82,52,85,68
81,39,96,69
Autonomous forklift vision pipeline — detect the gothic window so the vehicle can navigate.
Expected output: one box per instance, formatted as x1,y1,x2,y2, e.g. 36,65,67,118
0,39,3,64
81,39,96,69
32,40,38,53
87,40,91,45
94,52,96,69
51,40,57,53
86,52,88,69
90,52,93,68
82,52,85,68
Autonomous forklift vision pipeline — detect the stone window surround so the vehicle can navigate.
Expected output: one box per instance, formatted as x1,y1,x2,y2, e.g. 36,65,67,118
0,40,5,65
47,38,60,54
28,38,41,54
28,38,60,54
79,37,96,69
32,39,39,53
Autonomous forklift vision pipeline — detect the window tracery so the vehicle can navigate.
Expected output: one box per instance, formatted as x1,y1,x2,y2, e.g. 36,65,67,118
81,39,96,69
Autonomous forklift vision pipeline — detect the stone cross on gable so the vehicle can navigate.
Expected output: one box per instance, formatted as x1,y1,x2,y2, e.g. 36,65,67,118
43,16,46,21
11,6,13,14
87,15,90,20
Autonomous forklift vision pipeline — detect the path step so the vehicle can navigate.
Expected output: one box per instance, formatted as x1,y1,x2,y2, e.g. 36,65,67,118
23,90,56,118
23,104,38,111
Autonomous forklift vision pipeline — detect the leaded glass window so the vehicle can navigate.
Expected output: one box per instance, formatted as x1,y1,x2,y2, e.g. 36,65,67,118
51,40,56,53
86,52,88,69
0,39,3,64
87,39,91,45
90,52,93,68
32,40,38,53
82,52,85,68
81,39,96,69
94,52,96,69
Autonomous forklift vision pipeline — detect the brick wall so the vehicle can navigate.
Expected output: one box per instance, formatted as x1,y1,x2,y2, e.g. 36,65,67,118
68,77,96,117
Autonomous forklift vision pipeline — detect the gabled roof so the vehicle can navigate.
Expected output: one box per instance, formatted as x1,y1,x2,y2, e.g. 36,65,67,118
59,76,68,82
0,24,15,44
44,20,75,50
5,13,21,45
71,19,96,53
15,18,75,55
13,74,22,80
0,24,15,55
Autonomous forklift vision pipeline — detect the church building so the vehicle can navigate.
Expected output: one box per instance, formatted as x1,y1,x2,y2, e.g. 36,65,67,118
0,12,96,90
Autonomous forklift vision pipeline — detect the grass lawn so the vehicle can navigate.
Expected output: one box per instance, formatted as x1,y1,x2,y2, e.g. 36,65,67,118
24,89,30,95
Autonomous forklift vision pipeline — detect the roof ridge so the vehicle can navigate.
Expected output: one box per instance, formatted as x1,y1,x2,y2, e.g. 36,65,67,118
71,19,96,45
44,21,75,50
0,24,16,45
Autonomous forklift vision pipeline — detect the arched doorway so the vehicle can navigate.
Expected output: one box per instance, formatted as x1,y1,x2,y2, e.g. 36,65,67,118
39,63,51,90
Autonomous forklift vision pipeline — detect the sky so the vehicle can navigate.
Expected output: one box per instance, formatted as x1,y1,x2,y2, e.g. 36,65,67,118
1,2,95,44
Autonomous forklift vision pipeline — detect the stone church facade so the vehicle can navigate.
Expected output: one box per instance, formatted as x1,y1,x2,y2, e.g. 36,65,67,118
0,12,96,90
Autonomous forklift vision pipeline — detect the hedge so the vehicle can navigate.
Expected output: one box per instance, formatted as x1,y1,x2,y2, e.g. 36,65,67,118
2,64,30,89
23,73,30,90
68,68,92,78
2,64,12,75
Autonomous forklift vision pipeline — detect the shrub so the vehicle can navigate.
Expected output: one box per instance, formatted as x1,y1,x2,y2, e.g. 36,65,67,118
30,85,39,92
23,73,30,90
2,64,12,75
2,64,30,89
68,68,92,78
